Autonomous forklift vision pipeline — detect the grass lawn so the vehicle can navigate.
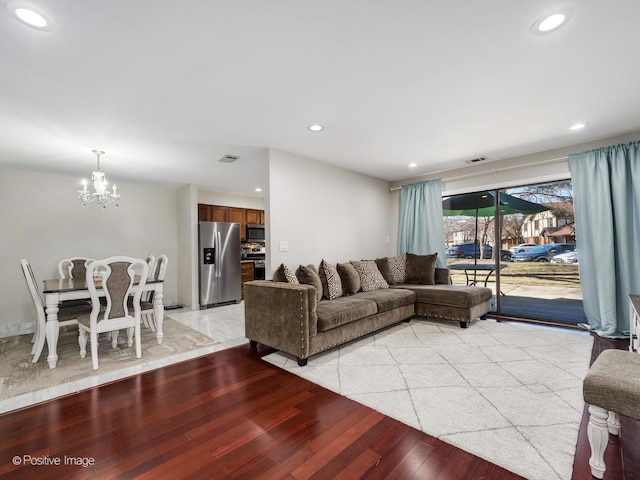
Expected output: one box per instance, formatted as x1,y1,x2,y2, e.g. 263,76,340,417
446,259,581,288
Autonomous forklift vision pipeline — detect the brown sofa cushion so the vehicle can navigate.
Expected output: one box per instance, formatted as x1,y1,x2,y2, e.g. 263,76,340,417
337,262,360,295
351,260,389,292
354,288,416,313
296,264,323,301
393,284,492,308
316,297,378,332
318,260,343,300
273,263,299,283
404,253,437,285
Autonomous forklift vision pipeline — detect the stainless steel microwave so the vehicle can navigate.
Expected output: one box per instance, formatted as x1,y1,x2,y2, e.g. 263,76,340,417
246,224,265,241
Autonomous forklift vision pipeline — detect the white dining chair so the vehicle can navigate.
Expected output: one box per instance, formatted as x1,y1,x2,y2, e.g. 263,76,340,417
141,254,168,331
58,257,94,279
78,256,149,370
20,259,91,363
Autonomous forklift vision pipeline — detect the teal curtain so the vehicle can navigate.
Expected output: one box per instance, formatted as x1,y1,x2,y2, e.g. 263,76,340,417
397,179,447,268
568,141,640,338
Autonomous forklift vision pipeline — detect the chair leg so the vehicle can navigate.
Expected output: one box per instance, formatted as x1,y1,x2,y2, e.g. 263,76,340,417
587,405,610,479
79,329,87,358
607,411,621,435
126,327,134,348
134,321,142,359
90,331,99,370
111,330,119,348
31,315,47,362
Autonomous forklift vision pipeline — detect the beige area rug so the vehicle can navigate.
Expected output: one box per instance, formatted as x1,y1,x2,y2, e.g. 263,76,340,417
263,318,594,480
0,317,219,413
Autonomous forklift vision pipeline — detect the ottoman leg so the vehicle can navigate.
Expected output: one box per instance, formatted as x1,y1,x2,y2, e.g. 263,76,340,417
607,411,621,435
587,405,610,479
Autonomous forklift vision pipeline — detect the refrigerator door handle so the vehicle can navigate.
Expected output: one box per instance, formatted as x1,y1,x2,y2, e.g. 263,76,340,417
216,231,222,277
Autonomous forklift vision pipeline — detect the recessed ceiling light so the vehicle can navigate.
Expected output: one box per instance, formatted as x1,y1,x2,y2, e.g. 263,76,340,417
6,2,54,31
569,122,588,131
408,163,418,168
531,8,572,35
254,187,262,192
307,124,324,132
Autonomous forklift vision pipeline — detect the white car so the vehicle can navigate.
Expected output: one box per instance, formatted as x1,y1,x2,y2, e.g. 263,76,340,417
509,243,538,254
551,250,579,264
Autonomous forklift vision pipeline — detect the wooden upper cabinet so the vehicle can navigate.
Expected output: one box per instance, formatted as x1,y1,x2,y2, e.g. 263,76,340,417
246,209,264,225
229,208,247,241
212,206,229,222
198,204,213,222
198,205,264,240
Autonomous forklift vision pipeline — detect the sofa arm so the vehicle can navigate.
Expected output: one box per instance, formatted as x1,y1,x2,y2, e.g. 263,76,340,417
435,268,451,285
244,280,318,361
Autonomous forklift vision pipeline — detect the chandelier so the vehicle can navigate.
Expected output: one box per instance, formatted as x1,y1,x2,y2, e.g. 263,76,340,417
78,150,120,208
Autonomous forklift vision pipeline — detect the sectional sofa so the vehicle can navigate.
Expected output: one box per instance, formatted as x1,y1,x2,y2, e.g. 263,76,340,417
244,253,492,366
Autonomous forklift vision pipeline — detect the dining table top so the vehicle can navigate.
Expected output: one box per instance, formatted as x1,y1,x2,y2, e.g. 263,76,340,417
43,276,162,294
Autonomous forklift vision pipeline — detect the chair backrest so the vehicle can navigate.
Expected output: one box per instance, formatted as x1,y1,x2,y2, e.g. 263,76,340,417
154,255,169,281
58,257,93,279
20,259,45,323
86,256,149,326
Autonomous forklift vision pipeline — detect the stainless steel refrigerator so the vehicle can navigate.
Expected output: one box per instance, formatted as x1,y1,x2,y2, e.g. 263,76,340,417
198,221,241,308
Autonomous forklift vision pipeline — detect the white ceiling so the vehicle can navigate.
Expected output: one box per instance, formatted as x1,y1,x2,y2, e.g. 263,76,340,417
2,1,640,196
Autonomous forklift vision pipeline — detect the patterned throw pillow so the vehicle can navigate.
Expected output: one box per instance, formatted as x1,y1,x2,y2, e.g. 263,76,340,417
282,264,299,283
387,254,407,284
318,260,343,300
351,260,389,292
272,263,299,283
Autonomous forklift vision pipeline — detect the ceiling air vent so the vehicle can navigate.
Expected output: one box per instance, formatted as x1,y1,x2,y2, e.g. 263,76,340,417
219,155,239,163
466,156,487,164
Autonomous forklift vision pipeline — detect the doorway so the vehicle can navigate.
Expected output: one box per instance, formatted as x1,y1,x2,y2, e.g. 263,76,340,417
443,179,585,325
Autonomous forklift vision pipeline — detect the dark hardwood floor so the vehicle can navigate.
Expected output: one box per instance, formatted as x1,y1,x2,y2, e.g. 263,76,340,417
0,325,637,479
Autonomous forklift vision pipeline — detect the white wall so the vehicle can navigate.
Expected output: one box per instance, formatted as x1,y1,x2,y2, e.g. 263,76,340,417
177,184,198,309
197,190,265,210
0,167,179,337
266,149,393,276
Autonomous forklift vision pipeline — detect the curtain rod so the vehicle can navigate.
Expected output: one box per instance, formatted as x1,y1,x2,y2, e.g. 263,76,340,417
389,156,568,192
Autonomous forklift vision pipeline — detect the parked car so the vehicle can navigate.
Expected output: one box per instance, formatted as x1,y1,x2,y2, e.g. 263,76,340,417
512,243,576,262
446,243,492,259
509,243,538,254
551,250,579,264
446,243,512,261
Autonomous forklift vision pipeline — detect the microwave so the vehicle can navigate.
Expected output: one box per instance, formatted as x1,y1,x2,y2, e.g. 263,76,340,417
246,224,265,241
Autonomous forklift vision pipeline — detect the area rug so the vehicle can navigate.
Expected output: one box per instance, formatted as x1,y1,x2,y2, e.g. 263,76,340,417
0,317,219,413
263,318,594,480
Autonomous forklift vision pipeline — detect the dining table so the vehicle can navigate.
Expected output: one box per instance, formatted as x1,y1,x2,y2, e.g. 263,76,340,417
42,276,164,369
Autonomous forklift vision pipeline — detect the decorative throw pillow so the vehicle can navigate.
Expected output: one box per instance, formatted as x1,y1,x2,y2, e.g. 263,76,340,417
375,257,394,285
337,262,361,295
296,264,323,301
272,263,299,283
375,254,406,285
404,253,437,285
350,260,389,292
318,260,343,300
387,254,407,284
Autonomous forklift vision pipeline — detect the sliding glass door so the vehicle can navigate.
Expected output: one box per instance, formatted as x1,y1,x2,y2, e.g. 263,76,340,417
444,180,585,325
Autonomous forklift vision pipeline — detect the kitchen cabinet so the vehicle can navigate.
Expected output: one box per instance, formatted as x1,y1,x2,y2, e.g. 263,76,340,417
241,261,255,300
246,209,264,225
229,208,246,241
198,204,264,241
